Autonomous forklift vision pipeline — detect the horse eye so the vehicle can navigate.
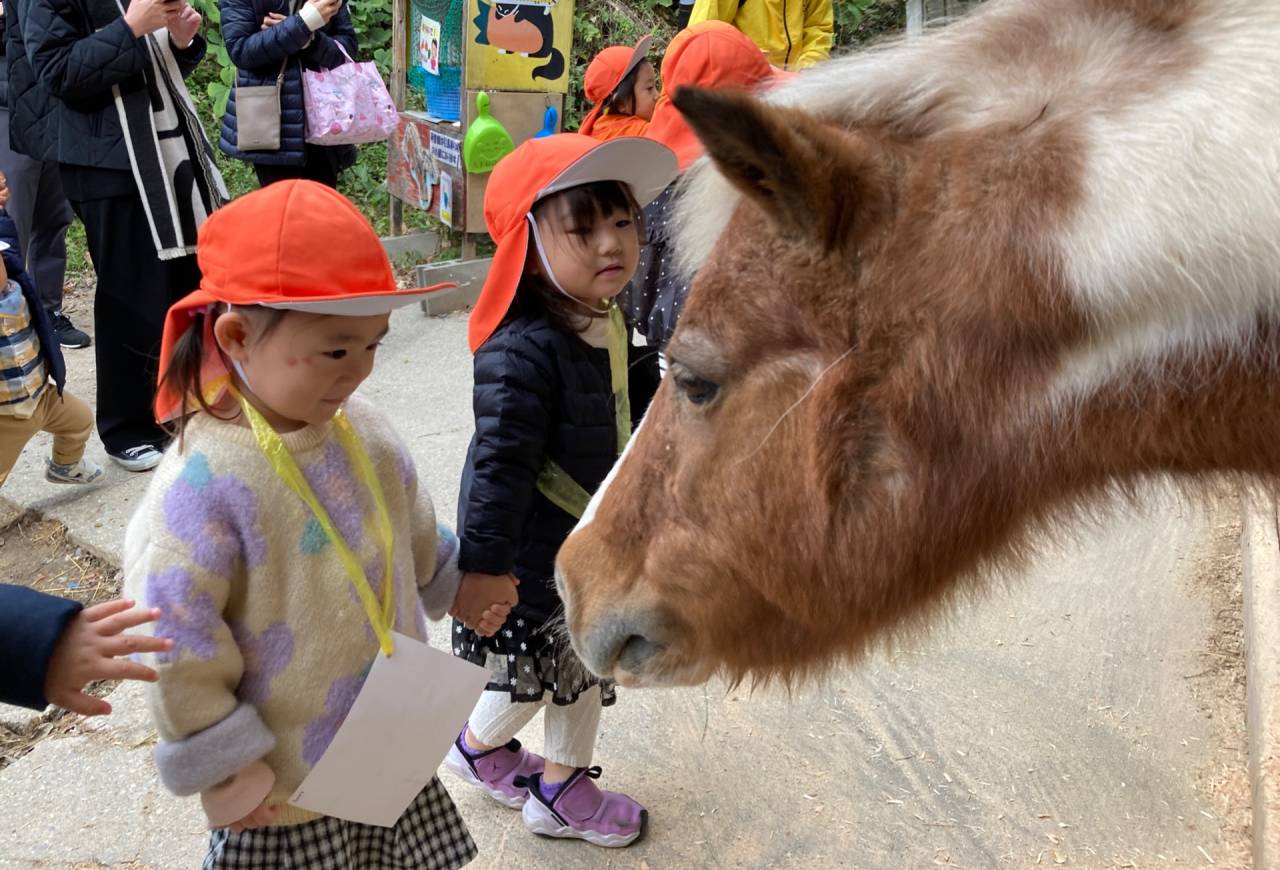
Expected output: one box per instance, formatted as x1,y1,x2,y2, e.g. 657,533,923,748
674,372,719,406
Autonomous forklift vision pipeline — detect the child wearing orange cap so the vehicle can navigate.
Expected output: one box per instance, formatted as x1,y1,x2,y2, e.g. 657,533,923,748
445,134,676,848
122,180,514,867
578,35,659,142
626,21,788,349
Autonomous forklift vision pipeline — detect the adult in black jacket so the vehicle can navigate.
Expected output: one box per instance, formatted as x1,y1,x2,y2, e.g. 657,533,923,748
219,0,357,187
25,0,214,471
0,584,169,714
0,2,86,348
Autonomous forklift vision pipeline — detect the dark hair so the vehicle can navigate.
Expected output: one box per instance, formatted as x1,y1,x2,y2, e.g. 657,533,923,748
603,59,650,116
159,304,286,442
508,180,643,336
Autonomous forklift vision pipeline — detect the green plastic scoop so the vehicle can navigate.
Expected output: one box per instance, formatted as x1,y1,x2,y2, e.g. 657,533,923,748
463,92,515,174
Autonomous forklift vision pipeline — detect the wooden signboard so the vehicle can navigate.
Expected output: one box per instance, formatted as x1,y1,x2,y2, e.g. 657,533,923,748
464,0,575,94
462,89,562,231
388,113,466,229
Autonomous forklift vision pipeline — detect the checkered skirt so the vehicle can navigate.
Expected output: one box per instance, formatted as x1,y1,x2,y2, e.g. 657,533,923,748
203,777,476,869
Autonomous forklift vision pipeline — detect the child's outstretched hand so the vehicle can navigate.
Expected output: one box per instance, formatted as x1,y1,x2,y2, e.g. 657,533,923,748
451,572,519,637
44,599,174,716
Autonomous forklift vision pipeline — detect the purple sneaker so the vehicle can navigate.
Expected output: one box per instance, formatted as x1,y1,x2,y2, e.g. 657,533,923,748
519,767,647,848
444,728,545,809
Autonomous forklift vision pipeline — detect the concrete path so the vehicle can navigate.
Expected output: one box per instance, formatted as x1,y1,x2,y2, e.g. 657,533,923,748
0,309,1252,868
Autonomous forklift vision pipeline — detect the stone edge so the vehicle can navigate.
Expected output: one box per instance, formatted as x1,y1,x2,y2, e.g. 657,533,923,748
1242,493,1280,868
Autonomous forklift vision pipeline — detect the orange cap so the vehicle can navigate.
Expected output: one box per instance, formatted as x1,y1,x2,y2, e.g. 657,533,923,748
156,180,453,422
468,133,677,351
578,35,653,138
646,21,782,171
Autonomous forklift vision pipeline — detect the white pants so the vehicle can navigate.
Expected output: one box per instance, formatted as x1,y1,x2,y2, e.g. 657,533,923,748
468,686,602,770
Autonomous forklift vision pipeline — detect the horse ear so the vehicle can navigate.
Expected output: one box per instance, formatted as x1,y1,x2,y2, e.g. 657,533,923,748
672,86,890,253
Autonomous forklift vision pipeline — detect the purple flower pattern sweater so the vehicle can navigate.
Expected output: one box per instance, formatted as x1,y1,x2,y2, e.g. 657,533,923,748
123,396,463,827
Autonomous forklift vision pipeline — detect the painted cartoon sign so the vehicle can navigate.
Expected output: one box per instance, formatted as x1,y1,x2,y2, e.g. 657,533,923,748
465,0,574,93
389,114,465,228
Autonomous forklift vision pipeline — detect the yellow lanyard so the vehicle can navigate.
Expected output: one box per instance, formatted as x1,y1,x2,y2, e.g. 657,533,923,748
534,304,633,519
236,392,398,656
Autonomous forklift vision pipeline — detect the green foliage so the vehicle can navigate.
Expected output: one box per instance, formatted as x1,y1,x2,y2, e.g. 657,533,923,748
348,0,394,78
835,0,904,45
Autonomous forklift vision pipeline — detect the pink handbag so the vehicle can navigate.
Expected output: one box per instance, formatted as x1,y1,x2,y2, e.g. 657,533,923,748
302,45,399,146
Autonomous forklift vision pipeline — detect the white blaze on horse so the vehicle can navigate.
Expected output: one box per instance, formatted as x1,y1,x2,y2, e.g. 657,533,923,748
555,0,1280,688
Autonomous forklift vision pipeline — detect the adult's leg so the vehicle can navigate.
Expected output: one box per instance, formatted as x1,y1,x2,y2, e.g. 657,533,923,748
0,109,43,270
253,161,304,188
73,194,199,453
26,162,75,317
254,152,339,189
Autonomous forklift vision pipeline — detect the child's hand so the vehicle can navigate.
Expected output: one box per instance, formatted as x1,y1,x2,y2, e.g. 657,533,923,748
451,572,518,637
44,599,174,716
228,800,279,833
260,11,284,28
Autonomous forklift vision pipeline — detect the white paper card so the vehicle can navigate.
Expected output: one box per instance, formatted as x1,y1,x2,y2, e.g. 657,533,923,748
289,631,488,826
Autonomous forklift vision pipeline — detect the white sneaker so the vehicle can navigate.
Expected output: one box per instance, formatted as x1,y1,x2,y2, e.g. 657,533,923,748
46,456,105,485
107,444,163,472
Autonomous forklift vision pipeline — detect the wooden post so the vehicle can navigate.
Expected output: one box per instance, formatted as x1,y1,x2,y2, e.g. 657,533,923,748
906,0,923,36
388,0,408,237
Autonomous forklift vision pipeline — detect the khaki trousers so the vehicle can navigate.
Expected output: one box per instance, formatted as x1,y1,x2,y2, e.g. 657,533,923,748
0,388,93,487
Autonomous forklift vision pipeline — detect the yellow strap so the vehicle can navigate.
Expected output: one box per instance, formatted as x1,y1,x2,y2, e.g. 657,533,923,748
607,304,632,454
236,392,398,656
536,459,592,520
534,304,633,520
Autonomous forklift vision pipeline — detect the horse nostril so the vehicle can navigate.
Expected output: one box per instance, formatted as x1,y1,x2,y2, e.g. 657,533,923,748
578,613,670,677
617,635,665,673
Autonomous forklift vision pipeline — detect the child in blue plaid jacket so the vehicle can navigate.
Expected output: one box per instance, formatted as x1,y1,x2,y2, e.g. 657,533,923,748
0,201,101,488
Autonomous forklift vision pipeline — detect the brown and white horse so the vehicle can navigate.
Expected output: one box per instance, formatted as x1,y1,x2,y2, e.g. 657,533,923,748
555,0,1280,688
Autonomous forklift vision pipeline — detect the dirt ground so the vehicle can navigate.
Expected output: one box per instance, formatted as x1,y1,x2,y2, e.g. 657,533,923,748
1181,504,1252,869
0,502,121,771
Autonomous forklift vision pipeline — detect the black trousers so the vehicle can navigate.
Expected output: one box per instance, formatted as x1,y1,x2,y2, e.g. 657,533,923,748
70,191,201,453
0,109,74,315
253,144,343,188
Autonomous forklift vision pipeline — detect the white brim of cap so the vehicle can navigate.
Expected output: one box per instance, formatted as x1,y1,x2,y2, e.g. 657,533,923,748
259,287,446,316
618,35,653,90
539,137,678,209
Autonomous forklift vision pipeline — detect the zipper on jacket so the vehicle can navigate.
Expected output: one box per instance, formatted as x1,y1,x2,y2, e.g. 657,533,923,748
782,0,794,67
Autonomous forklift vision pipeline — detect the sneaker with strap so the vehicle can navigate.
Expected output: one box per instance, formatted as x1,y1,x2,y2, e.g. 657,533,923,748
443,726,545,809
45,456,104,485
517,767,646,848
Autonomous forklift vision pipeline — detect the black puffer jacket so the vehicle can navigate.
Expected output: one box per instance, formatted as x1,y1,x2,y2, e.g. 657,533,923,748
24,0,206,170
458,312,659,621
218,0,356,167
2,0,56,159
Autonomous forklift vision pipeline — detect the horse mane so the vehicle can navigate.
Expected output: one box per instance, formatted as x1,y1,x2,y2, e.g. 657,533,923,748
673,0,1280,389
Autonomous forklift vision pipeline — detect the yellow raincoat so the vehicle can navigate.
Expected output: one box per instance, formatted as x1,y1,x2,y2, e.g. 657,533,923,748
688,0,833,69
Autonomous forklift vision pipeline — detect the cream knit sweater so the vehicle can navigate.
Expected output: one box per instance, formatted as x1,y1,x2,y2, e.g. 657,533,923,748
123,396,461,827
